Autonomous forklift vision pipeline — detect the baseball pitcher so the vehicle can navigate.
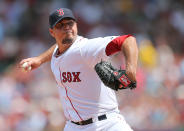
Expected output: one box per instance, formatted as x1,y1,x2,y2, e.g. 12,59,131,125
19,8,138,131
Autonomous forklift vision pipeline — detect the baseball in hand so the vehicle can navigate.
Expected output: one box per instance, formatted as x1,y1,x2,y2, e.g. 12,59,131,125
21,62,32,72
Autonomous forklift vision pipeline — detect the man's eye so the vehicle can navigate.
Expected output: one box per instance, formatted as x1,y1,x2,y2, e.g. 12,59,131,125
55,21,74,29
68,22,74,26
56,23,64,29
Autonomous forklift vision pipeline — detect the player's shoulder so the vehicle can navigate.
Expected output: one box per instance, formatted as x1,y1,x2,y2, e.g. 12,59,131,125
88,36,117,40
85,36,119,44
75,35,119,49
76,35,118,43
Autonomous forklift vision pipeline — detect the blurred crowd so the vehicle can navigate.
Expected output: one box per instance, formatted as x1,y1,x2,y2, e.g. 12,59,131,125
0,0,184,131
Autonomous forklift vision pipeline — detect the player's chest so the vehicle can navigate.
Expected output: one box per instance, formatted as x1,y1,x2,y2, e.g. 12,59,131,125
51,52,83,85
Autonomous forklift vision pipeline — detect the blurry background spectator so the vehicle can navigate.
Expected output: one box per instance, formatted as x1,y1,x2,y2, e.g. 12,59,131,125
0,0,184,131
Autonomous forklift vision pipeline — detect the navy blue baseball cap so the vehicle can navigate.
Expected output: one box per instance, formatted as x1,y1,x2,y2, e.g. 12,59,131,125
49,8,76,28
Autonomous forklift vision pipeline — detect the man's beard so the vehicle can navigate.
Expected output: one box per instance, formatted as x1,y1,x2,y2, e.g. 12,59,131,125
62,38,73,44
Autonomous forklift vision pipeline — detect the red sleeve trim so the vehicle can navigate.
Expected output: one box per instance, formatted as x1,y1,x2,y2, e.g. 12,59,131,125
105,35,132,56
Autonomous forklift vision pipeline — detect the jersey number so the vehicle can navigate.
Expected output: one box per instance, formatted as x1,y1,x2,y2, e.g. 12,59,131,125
62,72,81,83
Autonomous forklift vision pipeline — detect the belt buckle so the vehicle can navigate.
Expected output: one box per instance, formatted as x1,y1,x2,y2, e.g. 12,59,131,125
78,121,83,125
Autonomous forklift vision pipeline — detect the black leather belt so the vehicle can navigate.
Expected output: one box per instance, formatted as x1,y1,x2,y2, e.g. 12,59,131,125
71,114,107,125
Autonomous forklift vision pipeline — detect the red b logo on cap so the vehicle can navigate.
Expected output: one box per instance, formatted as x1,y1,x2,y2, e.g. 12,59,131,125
57,9,64,16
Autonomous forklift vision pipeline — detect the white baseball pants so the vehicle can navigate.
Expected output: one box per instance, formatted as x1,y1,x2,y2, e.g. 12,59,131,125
63,112,133,131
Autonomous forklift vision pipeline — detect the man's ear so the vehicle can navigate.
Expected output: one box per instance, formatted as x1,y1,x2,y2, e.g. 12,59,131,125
49,28,55,37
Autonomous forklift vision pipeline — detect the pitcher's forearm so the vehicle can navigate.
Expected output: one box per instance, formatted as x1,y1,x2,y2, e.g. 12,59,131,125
122,36,138,81
38,44,56,64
